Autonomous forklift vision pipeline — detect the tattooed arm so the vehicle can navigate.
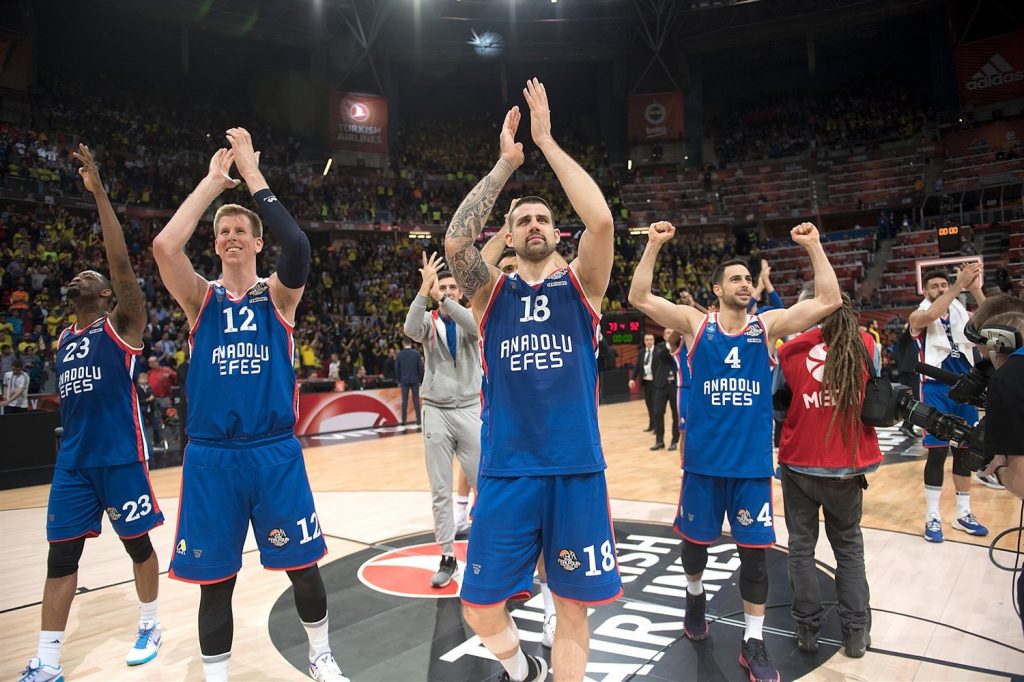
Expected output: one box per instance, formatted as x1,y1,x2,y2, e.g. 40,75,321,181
445,107,525,316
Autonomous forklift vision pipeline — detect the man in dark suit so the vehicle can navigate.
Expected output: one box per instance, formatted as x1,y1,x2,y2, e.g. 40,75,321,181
629,333,657,433
650,328,680,451
395,337,424,425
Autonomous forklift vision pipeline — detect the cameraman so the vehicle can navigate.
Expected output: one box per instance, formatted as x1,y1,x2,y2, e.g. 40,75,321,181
977,310,1024,634
910,264,987,542
776,287,881,658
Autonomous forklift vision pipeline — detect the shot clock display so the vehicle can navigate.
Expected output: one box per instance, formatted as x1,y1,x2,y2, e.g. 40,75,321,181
937,225,962,255
602,313,644,345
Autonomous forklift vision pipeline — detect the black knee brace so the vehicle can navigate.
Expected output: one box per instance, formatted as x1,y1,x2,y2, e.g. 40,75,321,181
47,537,86,579
121,533,154,564
737,546,769,605
287,565,327,624
951,448,970,478
924,446,948,487
681,539,709,576
199,576,236,656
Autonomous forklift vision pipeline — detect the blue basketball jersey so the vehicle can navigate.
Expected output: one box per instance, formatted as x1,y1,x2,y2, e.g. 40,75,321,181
684,313,774,478
56,316,149,469
186,279,297,442
479,267,604,476
916,314,973,382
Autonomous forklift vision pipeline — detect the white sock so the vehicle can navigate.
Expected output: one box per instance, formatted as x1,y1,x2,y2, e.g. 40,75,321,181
302,614,331,662
37,630,64,668
499,649,529,681
924,485,942,520
201,652,231,682
139,598,159,627
687,578,704,596
539,580,555,619
956,491,971,518
743,613,765,642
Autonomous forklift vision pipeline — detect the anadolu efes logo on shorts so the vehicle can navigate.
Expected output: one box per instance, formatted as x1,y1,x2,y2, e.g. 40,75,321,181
269,521,835,680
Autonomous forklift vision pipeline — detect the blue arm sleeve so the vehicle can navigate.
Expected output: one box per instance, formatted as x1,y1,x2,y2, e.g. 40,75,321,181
253,189,310,289
767,289,784,309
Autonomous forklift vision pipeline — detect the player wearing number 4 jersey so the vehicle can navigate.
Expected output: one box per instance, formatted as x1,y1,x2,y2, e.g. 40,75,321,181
154,128,348,682
446,78,620,682
20,145,164,682
630,220,841,682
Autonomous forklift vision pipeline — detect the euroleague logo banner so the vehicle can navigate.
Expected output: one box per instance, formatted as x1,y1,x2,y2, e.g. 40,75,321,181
330,90,388,153
294,388,401,436
282,521,834,681
954,31,1024,105
628,92,684,143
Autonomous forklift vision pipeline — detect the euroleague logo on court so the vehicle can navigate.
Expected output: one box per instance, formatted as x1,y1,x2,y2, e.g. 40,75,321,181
806,342,828,382
269,521,836,680
357,540,469,598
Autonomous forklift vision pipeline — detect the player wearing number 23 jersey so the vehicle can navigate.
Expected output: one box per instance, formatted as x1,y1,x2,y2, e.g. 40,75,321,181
168,279,327,583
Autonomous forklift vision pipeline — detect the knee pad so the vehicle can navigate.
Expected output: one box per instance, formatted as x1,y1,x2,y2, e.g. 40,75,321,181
47,537,86,579
737,546,769,605
924,447,948,487
199,577,237,656
951,449,971,478
121,533,154,564
681,539,709,576
287,565,327,623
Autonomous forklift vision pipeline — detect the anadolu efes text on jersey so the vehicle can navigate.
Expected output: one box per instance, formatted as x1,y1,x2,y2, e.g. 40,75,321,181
55,316,150,469
186,279,298,442
684,313,775,478
479,267,605,477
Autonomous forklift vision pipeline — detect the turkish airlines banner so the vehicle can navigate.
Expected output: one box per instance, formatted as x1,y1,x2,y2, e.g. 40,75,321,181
330,91,388,154
942,120,1024,157
954,31,1024,105
628,92,685,143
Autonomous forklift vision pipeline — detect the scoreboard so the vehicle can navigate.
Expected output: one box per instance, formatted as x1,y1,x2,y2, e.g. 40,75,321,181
602,313,644,345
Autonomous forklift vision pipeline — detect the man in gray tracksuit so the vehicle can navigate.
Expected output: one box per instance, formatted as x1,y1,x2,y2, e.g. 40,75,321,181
404,251,482,588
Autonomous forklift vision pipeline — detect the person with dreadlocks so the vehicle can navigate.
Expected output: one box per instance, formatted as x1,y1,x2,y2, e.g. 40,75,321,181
775,284,881,659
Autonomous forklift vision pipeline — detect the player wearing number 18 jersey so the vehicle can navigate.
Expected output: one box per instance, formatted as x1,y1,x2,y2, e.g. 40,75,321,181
446,79,618,682
630,220,841,682
154,129,347,682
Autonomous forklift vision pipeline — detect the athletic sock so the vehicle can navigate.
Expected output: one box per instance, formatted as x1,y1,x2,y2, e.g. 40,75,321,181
743,614,765,642
37,630,64,668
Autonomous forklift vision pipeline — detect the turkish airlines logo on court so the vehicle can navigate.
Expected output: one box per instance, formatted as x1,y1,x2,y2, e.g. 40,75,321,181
357,540,469,598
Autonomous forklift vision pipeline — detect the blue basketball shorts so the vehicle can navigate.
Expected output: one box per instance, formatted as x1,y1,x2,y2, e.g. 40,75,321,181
920,381,979,448
675,472,775,547
47,461,164,542
461,472,622,607
168,435,327,583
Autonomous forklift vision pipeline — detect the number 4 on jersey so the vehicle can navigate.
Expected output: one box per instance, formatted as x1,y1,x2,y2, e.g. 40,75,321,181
724,346,741,369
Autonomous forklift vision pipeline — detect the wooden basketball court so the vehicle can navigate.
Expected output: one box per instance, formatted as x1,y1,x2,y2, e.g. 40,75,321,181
2,399,1022,680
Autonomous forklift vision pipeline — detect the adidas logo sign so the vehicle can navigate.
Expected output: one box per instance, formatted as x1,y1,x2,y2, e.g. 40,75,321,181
967,52,1024,90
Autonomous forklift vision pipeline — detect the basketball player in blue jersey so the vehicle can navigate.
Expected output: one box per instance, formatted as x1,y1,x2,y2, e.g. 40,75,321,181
445,78,619,682
20,145,164,682
153,129,348,682
629,220,841,682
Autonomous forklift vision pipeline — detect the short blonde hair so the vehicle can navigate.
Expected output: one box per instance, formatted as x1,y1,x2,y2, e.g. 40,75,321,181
213,204,263,238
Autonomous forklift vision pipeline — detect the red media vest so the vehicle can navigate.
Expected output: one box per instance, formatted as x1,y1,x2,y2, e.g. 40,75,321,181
778,328,882,471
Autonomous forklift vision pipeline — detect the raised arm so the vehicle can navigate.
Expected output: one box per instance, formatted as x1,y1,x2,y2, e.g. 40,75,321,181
226,127,310,325
480,200,516,266
524,78,613,302
627,222,704,346
153,149,239,326
404,251,441,342
445,107,523,314
73,144,146,346
761,222,842,342
908,262,981,334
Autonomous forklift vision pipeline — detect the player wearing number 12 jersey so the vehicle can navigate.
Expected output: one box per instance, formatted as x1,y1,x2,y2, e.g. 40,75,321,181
630,220,841,682
154,129,348,682
445,79,619,682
